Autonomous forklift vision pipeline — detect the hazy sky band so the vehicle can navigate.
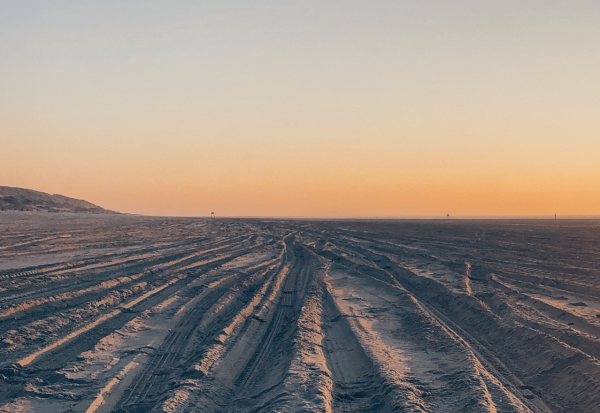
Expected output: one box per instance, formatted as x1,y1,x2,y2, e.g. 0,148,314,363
1,1,599,216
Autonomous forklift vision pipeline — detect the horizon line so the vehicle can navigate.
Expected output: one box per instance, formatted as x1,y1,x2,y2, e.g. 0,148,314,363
129,214,600,220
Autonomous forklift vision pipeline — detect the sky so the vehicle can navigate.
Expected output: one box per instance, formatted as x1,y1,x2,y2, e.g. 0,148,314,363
1,1,599,217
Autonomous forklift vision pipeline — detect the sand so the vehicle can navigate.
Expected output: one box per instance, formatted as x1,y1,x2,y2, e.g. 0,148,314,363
1,213,600,412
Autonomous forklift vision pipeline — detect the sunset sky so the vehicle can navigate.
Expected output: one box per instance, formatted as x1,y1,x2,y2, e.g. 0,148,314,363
1,1,599,217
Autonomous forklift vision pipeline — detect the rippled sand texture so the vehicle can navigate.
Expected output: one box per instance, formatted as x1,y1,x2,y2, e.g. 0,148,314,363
1,213,599,412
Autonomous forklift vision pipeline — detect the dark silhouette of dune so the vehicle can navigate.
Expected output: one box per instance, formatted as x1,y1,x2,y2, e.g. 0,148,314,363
0,186,118,214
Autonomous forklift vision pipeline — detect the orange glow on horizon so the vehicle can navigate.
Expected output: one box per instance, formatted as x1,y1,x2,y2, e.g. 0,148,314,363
1,2,599,217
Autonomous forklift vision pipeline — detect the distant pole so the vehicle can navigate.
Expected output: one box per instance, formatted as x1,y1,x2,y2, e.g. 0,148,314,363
211,212,215,220
447,214,450,219
555,213,556,220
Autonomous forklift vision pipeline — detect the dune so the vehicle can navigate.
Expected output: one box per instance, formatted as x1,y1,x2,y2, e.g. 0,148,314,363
0,186,117,214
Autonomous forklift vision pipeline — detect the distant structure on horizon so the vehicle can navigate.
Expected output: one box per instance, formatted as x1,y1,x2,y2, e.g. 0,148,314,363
211,211,215,219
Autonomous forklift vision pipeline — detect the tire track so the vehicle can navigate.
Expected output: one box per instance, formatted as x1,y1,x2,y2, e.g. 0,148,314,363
320,238,555,411
0,246,262,406
0,238,264,335
3,217,600,412
116,255,283,412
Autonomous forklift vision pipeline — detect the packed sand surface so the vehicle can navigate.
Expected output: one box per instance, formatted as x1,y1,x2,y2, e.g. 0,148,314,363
1,213,600,412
